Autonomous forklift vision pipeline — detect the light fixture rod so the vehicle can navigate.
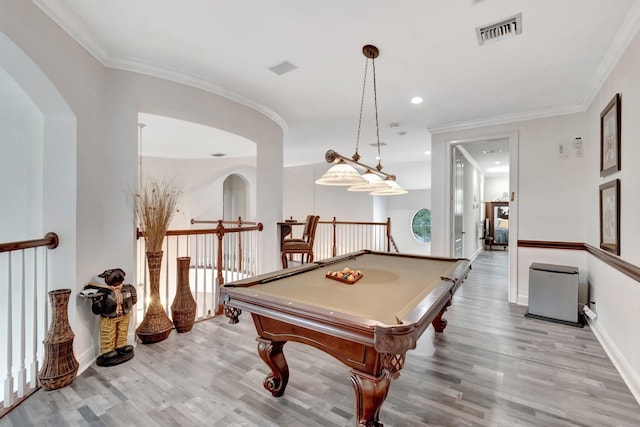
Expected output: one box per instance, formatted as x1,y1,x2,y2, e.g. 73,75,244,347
324,150,396,181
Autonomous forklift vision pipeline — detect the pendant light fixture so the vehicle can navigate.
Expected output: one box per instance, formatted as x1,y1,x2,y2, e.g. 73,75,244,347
315,45,406,195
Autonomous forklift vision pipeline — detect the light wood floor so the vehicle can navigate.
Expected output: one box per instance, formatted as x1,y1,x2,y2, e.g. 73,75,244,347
2,251,639,426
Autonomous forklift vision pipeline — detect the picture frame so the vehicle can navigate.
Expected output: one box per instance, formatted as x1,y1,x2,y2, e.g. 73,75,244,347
600,93,621,177
599,179,620,255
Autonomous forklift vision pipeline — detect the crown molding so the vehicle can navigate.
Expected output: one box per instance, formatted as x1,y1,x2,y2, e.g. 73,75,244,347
427,104,583,134
32,0,111,63
429,0,640,135
580,0,640,109
108,55,288,134
31,0,288,136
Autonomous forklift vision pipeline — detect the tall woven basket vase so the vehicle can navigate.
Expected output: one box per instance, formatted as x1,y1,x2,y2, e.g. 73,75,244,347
39,289,79,390
136,251,173,344
171,257,197,333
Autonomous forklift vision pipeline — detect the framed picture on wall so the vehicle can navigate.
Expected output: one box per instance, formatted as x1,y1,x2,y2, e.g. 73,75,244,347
599,179,620,255
600,93,621,177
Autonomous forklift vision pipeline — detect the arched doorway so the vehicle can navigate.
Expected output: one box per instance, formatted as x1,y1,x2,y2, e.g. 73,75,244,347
223,174,249,221
0,32,76,406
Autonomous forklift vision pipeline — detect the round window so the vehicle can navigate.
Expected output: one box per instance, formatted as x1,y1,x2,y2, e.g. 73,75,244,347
411,209,431,243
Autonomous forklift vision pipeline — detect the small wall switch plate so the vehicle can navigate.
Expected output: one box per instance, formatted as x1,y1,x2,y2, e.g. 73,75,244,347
559,142,568,157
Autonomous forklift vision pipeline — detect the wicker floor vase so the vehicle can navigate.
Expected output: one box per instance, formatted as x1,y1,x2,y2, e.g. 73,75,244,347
39,289,79,390
171,257,197,333
136,251,173,344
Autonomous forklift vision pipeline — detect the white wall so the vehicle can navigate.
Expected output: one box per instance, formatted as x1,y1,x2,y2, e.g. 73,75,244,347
0,66,43,241
283,163,375,221
1,0,284,374
283,162,432,255
140,156,258,228
582,24,640,402
432,114,587,257
381,189,432,256
484,176,509,203
431,26,640,403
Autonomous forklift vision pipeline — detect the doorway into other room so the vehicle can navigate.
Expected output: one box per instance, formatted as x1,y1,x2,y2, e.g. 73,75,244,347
223,174,248,221
450,134,518,303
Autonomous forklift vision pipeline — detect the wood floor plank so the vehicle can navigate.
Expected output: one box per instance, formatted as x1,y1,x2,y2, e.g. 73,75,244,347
1,251,638,426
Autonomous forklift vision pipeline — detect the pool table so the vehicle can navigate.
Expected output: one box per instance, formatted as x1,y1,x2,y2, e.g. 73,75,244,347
221,250,471,427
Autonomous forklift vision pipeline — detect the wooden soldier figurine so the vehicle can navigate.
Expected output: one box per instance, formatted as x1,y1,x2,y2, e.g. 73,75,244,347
81,268,137,366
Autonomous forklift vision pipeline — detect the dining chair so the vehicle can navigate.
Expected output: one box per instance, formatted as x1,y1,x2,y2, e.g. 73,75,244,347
281,215,320,269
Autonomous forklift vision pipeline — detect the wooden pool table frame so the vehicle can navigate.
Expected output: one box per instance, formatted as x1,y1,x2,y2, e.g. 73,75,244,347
221,250,471,427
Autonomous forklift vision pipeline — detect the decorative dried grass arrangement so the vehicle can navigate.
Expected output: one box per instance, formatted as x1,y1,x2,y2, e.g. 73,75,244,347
135,177,182,252
135,176,183,344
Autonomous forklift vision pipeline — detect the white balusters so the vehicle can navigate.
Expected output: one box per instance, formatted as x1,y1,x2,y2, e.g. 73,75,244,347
4,253,14,408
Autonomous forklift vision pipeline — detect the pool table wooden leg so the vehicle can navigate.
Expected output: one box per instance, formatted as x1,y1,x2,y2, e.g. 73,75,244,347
350,369,390,427
257,338,289,397
432,298,452,332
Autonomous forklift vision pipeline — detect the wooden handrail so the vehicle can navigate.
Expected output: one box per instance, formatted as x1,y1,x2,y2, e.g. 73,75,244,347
287,216,395,256
0,232,59,253
517,239,640,283
318,219,388,226
190,216,257,226
137,223,263,239
136,219,264,319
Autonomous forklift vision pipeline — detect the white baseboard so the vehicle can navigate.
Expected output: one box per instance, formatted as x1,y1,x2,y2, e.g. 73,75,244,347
587,317,640,405
76,332,138,375
467,248,483,263
75,345,96,376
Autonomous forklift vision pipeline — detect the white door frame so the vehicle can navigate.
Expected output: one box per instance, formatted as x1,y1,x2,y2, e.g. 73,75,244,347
447,131,519,304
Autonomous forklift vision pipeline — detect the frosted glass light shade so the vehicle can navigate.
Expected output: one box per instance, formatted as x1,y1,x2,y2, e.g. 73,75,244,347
370,179,408,195
315,160,367,186
347,170,388,192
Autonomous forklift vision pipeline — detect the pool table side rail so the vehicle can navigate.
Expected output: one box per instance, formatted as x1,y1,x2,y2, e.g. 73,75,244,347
221,252,472,355
315,249,470,266
221,287,382,346
224,297,378,348
380,258,471,353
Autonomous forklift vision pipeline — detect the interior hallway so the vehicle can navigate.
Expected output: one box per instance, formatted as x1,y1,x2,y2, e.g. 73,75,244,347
1,251,639,426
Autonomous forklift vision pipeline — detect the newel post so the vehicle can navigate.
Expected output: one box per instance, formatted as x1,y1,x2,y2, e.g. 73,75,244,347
216,220,225,286
237,217,243,273
332,216,337,257
386,217,391,252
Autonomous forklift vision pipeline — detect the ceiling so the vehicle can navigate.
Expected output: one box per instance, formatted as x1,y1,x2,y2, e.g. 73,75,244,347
33,0,640,169
458,138,510,177
138,113,256,159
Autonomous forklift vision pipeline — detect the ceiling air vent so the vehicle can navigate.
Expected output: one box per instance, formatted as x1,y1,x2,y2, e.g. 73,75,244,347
269,61,298,75
210,153,226,158
476,13,522,46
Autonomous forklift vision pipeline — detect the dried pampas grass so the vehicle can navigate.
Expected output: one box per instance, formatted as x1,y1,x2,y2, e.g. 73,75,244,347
135,177,182,253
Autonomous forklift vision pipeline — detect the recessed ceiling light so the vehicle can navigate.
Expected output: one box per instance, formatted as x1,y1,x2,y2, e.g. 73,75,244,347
411,96,423,104
487,166,509,173
424,150,431,155
495,161,501,164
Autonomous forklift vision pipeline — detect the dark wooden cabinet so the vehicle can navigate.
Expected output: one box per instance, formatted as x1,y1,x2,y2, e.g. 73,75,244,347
485,202,509,248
